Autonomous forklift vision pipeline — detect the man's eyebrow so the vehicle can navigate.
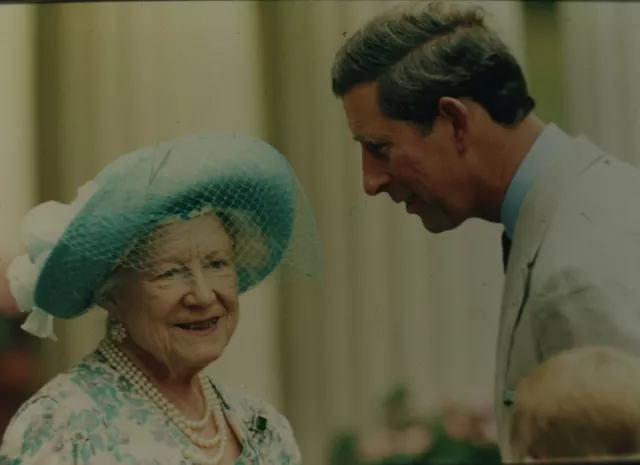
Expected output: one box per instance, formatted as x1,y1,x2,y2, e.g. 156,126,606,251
353,135,389,145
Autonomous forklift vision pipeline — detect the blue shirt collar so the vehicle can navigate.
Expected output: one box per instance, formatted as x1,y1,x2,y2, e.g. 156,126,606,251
500,123,572,238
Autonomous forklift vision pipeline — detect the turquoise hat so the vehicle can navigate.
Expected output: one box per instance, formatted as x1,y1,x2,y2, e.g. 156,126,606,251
28,132,321,319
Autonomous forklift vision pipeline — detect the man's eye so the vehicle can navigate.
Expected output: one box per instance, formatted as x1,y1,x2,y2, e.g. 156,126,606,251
378,145,391,157
364,143,390,159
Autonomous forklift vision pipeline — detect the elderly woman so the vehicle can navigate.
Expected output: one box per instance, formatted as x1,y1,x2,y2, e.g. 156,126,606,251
0,132,322,465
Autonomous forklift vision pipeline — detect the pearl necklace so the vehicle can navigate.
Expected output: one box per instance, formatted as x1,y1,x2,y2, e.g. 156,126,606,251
98,339,228,464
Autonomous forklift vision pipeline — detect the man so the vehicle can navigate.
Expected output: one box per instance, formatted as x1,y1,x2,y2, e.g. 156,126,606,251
331,1,640,460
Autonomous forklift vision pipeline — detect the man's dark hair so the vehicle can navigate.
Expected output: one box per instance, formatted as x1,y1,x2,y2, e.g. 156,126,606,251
331,2,535,132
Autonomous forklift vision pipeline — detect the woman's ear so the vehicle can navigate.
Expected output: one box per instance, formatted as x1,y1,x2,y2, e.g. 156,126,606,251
103,297,127,326
100,294,117,314
95,273,123,316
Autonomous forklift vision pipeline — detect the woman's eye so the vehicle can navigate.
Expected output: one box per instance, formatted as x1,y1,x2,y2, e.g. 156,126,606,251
159,267,181,279
208,259,228,269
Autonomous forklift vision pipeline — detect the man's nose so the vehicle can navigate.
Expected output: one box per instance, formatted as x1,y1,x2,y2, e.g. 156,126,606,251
362,152,390,196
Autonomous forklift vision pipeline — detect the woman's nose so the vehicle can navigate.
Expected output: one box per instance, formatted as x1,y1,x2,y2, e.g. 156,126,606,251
184,267,216,307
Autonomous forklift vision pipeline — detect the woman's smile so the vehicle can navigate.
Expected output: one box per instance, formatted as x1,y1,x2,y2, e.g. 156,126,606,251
173,316,220,335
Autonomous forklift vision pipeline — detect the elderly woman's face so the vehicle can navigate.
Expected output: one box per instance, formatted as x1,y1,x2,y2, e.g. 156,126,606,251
109,213,239,375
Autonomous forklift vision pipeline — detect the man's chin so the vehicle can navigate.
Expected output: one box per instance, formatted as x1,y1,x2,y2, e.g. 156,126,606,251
419,214,459,233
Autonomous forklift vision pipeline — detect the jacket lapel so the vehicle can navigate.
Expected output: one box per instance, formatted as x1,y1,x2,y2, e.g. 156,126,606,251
501,230,512,272
494,137,605,421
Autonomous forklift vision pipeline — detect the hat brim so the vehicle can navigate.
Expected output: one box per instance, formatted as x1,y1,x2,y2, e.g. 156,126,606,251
33,133,296,319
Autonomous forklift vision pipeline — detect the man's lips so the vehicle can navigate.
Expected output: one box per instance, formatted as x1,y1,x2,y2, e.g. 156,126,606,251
390,194,415,205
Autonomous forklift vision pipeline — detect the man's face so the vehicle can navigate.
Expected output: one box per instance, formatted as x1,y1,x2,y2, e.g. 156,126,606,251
342,82,475,233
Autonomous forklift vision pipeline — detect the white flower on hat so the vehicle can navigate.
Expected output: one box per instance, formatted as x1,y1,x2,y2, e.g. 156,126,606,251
6,181,100,341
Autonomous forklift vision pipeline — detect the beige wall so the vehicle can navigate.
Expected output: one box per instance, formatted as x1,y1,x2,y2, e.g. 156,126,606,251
560,1,640,166
0,6,37,255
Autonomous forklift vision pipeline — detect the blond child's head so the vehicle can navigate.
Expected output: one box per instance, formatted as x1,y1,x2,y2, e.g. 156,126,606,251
510,346,640,462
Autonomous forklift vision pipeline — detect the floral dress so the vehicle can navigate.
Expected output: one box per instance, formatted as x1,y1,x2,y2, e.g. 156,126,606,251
0,351,301,465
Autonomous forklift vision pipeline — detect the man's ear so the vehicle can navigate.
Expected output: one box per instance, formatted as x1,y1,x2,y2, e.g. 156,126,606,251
437,97,471,155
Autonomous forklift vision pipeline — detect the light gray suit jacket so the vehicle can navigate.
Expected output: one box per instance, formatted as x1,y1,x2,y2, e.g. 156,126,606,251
495,135,640,460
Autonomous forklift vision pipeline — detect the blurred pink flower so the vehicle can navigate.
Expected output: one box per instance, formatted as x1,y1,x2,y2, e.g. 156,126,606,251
0,257,20,317
357,426,432,462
